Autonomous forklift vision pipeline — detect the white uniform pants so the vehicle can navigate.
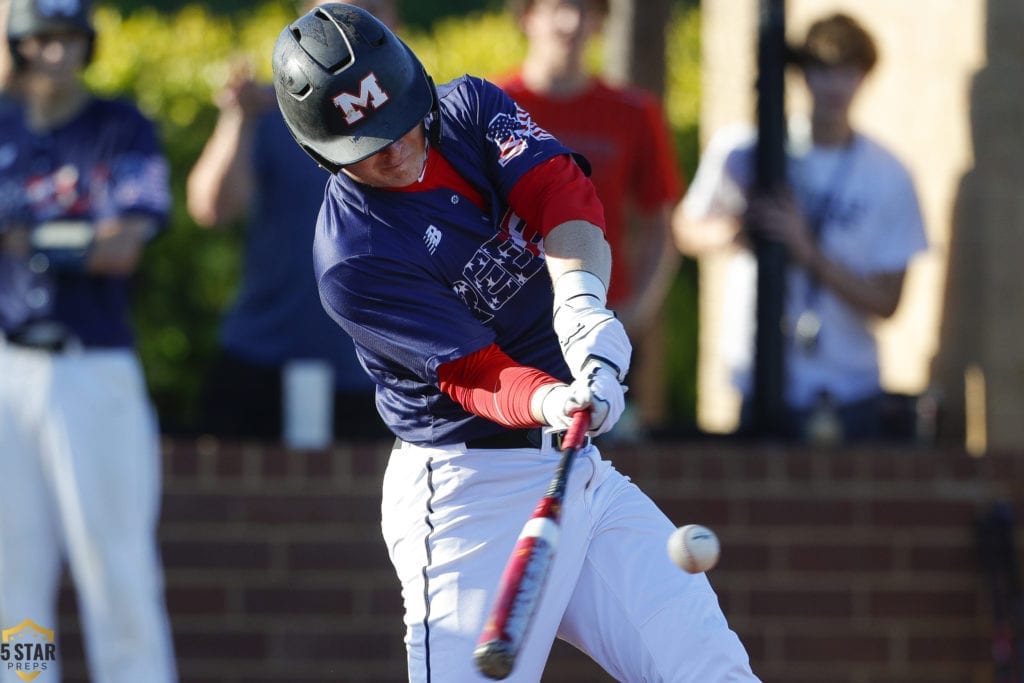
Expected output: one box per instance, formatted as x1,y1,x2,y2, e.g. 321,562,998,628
382,435,759,682
0,344,177,683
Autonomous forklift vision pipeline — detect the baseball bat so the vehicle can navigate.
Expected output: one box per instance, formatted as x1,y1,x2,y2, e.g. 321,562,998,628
473,410,592,680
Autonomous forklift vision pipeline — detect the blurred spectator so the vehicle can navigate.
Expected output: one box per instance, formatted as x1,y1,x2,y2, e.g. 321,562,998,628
675,13,928,443
0,0,177,680
496,0,684,439
0,0,12,102
186,0,398,443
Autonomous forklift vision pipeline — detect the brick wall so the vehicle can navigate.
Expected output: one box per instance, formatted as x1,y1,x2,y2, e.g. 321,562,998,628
55,437,1021,682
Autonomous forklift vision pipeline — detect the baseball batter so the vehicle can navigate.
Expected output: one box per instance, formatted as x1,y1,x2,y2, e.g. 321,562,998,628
0,1,177,681
272,4,758,681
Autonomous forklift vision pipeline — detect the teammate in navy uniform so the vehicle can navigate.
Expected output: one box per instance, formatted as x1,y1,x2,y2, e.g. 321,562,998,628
0,1,177,681
272,4,758,680
186,0,398,443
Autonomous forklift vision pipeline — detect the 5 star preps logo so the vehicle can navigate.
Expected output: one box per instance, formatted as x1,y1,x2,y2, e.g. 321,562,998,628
1,621,57,681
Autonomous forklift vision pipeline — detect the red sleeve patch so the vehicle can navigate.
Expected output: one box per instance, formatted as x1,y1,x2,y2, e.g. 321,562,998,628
509,155,606,238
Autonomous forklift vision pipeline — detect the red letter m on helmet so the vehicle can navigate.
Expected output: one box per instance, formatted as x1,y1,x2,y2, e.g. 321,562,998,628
332,73,390,125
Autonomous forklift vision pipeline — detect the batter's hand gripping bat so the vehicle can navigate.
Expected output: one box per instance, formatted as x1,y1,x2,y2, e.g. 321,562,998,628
473,410,591,679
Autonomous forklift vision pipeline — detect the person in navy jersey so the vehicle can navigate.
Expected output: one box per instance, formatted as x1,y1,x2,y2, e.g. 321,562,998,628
271,5,759,680
186,0,398,443
0,0,178,681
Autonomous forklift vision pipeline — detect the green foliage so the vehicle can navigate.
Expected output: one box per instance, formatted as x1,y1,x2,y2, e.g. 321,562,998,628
81,2,703,433
662,6,702,428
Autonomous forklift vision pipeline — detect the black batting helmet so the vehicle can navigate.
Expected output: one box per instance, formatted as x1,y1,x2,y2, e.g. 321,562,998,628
272,3,439,173
7,0,96,68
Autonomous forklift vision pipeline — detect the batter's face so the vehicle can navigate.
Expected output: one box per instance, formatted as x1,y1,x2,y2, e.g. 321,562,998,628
341,124,428,188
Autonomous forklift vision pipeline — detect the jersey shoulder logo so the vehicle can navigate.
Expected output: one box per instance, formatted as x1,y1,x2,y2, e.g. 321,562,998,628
486,105,554,167
424,225,442,255
332,73,390,125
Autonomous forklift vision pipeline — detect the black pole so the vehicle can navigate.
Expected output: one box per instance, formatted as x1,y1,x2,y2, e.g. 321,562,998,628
750,0,788,437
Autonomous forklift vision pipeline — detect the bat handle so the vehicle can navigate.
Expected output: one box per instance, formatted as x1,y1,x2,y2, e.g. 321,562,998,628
562,410,591,450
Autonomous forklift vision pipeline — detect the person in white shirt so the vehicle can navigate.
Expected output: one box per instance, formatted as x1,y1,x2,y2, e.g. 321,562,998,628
675,12,928,442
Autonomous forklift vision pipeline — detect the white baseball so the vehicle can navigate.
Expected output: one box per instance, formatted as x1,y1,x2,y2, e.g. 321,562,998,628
667,524,720,573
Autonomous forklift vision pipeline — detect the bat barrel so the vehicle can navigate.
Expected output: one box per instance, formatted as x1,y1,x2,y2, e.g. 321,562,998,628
474,640,515,680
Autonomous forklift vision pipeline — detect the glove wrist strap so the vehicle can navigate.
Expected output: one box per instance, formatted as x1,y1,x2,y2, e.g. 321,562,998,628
552,270,607,311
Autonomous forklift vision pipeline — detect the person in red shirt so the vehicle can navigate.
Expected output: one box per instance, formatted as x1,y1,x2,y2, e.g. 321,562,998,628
497,0,684,437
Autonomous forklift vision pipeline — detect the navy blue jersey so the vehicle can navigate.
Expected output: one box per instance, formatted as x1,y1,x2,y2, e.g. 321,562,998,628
218,108,374,393
314,76,576,445
0,97,170,347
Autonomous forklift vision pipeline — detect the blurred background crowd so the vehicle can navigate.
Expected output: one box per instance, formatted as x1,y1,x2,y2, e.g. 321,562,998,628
2,0,1018,450
4,0,703,439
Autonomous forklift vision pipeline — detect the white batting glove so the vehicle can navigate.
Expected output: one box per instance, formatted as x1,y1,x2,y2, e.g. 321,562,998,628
552,271,632,381
539,362,626,437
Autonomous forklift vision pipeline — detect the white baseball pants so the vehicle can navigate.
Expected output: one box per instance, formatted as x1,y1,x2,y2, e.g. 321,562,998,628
382,434,759,682
0,343,177,683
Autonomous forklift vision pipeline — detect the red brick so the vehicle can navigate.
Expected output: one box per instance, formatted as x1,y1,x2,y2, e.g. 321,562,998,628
166,446,200,478
261,449,291,478
747,665,856,683
243,587,354,615
161,492,237,524
349,442,389,478
747,498,857,526
162,539,272,571
868,589,980,619
655,497,731,528
713,539,773,572
782,633,889,662
241,493,379,525
369,587,403,616
165,586,229,615
648,447,689,478
213,445,246,478
173,629,268,659
869,499,979,526
749,589,854,618
907,544,978,573
275,629,399,660
784,453,816,481
134,438,1022,681
786,543,894,572
286,539,390,572
302,450,335,478
905,634,990,663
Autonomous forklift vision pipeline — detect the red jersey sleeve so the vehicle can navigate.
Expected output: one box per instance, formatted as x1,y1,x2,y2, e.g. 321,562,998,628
437,344,562,428
508,154,606,238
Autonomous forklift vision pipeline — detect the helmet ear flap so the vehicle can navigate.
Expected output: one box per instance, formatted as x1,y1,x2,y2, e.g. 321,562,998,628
302,143,343,176
426,75,442,150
